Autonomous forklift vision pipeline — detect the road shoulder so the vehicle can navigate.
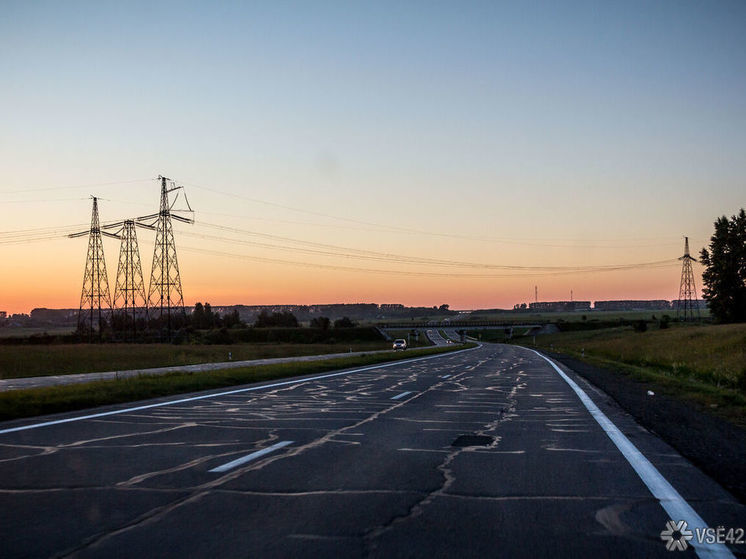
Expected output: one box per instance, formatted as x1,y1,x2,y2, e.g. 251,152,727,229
543,351,746,504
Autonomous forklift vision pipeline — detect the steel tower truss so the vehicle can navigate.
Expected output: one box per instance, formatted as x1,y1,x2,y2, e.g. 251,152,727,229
69,197,117,341
138,175,194,332
110,220,150,338
676,236,701,321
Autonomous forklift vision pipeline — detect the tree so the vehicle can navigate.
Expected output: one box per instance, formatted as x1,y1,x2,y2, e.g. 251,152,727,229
334,316,356,328
254,310,299,327
192,302,206,329
204,303,217,328
700,209,746,323
310,316,331,330
223,309,243,328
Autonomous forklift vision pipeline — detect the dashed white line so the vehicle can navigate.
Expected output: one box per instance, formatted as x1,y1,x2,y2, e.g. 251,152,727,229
391,391,413,400
440,374,452,379
527,347,735,559
209,440,294,473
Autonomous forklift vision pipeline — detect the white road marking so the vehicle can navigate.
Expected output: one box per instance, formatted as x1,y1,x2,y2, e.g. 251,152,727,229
391,391,413,400
209,440,293,473
440,374,452,379
528,348,735,559
0,345,481,435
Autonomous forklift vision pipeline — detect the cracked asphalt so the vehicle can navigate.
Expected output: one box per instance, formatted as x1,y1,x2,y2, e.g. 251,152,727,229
0,344,744,558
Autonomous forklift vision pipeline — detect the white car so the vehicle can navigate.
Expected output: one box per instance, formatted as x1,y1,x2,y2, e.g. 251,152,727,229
392,339,407,350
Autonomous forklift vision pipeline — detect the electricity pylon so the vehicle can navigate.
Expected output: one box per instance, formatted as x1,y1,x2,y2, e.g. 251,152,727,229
69,197,117,341
138,175,194,338
676,236,700,321
110,219,150,340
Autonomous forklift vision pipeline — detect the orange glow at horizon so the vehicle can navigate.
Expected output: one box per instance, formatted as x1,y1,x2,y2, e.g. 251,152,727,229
0,244,697,315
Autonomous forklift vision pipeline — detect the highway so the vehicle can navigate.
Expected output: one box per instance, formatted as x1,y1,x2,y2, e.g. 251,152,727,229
0,344,743,558
424,328,450,346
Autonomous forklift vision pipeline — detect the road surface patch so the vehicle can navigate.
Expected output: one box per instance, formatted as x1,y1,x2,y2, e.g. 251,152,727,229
451,435,494,447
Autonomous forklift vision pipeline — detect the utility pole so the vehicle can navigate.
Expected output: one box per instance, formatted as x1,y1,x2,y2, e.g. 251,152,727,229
139,175,194,340
111,219,150,341
69,197,117,342
535,285,538,303
676,236,700,322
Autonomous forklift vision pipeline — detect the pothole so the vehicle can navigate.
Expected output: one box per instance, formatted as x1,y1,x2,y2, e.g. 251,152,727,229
451,434,494,447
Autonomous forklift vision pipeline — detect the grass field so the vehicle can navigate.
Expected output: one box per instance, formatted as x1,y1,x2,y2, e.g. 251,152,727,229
466,329,512,343
0,341,391,379
520,323,746,388
0,343,475,421
0,326,76,339
513,323,746,425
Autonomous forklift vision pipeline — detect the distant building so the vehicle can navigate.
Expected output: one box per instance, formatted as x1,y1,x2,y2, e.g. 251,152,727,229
529,301,591,312
671,299,708,310
593,300,671,311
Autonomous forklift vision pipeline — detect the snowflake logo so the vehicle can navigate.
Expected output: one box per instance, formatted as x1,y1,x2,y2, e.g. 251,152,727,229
661,520,693,551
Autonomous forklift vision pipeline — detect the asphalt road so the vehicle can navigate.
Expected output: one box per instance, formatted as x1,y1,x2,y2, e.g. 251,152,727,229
0,344,743,558
424,329,449,346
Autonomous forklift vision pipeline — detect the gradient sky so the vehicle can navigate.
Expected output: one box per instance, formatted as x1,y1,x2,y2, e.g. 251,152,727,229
1,1,745,314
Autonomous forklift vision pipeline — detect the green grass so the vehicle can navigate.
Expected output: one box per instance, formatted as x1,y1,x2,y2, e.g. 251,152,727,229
0,342,391,379
0,326,76,339
466,329,511,343
512,323,746,425
0,343,476,421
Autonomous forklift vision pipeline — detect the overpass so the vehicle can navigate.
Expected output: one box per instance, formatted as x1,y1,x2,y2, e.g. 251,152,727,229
377,320,546,329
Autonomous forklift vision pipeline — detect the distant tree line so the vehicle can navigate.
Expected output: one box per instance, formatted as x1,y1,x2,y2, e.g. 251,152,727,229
309,316,357,329
254,310,356,329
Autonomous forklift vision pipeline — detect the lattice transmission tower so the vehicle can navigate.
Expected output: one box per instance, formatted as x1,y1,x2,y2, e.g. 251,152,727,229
138,175,194,336
107,219,152,340
69,197,117,341
676,236,700,321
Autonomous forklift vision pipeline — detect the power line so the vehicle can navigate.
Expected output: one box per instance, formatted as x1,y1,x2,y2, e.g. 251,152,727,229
189,221,679,273
0,197,91,205
184,181,690,248
1,178,152,195
1,176,700,249
180,244,679,279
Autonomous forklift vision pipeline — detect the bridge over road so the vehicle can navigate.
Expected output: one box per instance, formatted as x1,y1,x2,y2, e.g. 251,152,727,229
377,320,547,329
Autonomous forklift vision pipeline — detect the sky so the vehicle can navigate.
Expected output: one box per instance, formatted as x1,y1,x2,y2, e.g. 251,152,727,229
1,1,745,314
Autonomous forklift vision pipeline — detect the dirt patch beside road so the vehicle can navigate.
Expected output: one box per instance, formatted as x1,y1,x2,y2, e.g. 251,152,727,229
547,352,746,504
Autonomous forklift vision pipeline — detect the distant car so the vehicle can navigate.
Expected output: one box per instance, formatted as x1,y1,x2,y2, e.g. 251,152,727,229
393,339,407,350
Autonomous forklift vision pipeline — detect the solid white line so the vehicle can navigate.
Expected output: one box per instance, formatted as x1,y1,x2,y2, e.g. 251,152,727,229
209,440,293,473
0,345,481,435
391,391,413,400
527,348,734,559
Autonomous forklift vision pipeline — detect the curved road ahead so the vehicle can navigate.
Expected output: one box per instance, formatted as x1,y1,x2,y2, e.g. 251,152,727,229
0,344,743,558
